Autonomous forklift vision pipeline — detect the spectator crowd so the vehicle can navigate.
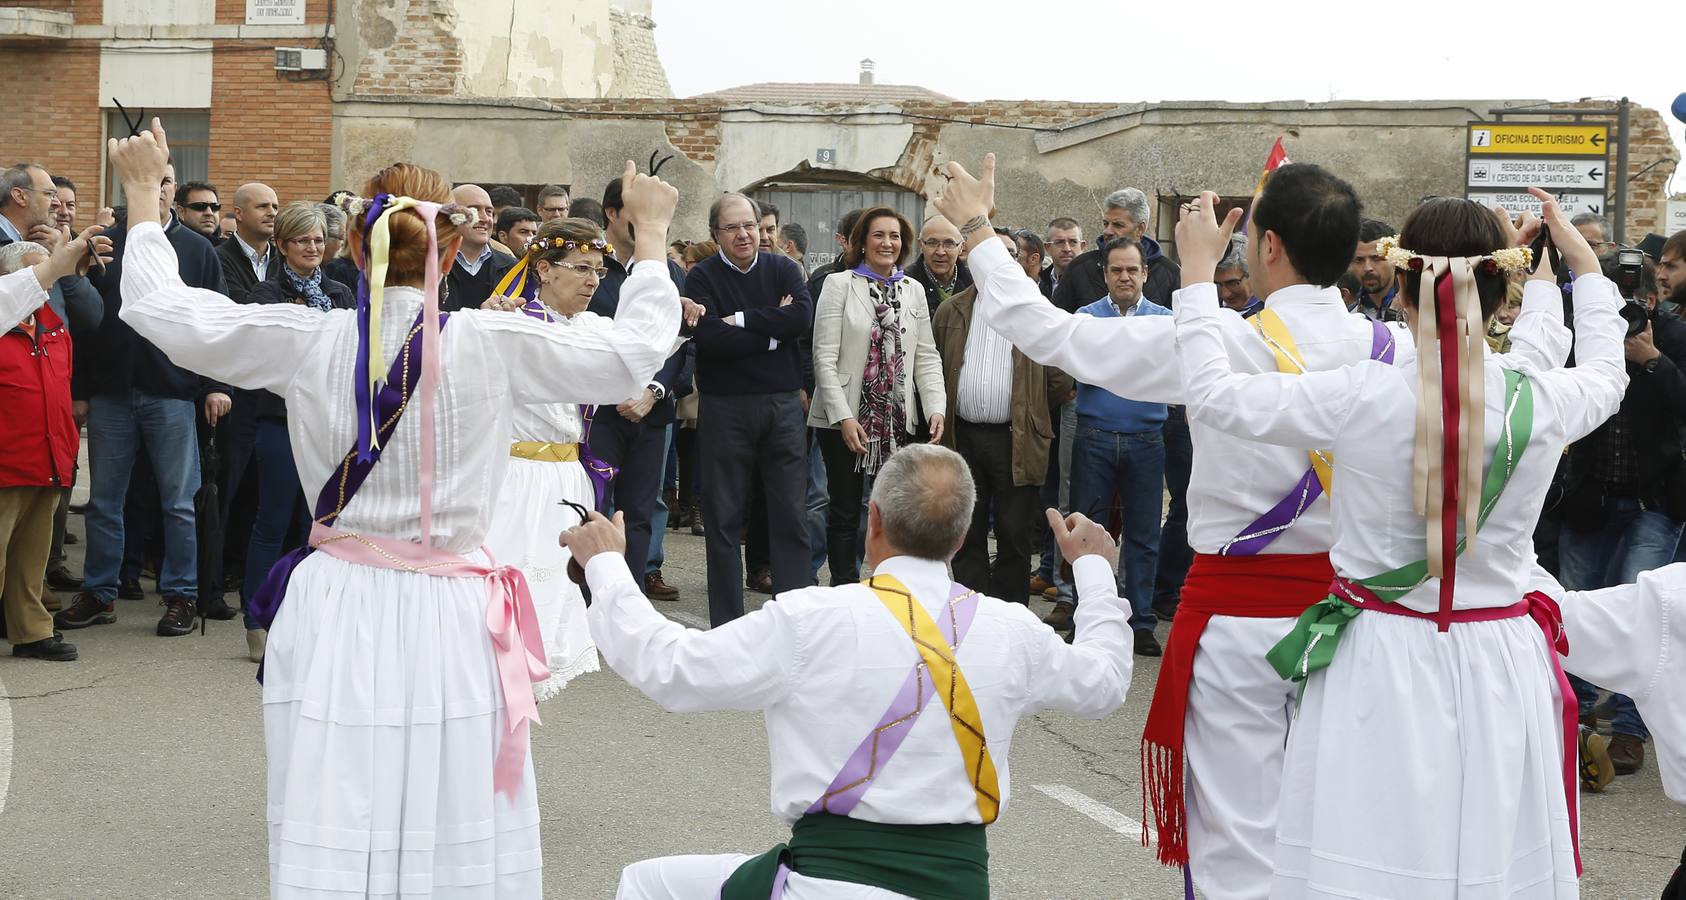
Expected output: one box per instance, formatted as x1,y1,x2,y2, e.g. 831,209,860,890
4,156,1685,793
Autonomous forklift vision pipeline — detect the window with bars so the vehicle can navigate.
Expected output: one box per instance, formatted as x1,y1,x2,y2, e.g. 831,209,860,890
104,110,211,206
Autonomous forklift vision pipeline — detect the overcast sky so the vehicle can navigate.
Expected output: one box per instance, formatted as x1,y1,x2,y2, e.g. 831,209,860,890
649,0,1684,195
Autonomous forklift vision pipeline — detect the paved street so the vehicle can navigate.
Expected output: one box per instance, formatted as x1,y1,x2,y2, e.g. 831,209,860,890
1,515,1681,899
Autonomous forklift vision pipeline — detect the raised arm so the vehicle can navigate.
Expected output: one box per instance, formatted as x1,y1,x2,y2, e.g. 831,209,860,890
578,529,795,713
1496,279,1571,374
0,227,109,330
1027,513,1133,717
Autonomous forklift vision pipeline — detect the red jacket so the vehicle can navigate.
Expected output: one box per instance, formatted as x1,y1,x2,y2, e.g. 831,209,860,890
0,301,77,489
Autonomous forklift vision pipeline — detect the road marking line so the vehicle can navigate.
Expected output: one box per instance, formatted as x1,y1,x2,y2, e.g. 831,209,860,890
665,610,709,630
1033,783,1148,844
0,671,12,816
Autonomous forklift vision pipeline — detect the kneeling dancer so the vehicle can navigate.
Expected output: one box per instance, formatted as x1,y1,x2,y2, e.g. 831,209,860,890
565,444,1134,898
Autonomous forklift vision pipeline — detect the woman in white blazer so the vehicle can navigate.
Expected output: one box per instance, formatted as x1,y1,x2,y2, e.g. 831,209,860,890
808,206,947,584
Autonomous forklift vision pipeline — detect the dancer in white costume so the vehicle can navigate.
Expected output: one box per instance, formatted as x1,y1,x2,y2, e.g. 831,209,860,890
1168,186,1636,897
106,121,680,898
480,217,636,699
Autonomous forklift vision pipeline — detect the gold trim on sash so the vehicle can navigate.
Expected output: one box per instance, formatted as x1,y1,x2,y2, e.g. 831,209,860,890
509,441,581,462
1253,308,1335,493
866,575,1002,824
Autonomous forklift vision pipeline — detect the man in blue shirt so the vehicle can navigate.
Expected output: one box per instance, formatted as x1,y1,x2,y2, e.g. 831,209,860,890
1044,237,1169,657
686,193,814,625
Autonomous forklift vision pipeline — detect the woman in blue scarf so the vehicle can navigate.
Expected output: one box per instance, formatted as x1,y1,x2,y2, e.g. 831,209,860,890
240,201,355,661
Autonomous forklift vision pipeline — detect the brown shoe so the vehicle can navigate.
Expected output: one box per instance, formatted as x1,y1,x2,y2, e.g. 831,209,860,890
644,570,680,601
1608,733,1646,775
1029,575,1055,596
1043,603,1075,632
156,596,196,637
1579,726,1615,793
746,567,773,595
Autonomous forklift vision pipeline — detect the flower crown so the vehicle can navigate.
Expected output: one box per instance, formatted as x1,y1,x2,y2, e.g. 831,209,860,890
526,235,614,257
1374,235,1531,276
333,193,481,229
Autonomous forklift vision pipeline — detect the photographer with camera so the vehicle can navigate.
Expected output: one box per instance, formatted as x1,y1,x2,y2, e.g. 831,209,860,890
1558,247,1686,778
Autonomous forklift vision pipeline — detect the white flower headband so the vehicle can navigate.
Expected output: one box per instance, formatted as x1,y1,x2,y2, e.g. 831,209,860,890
334,193,482,228
1374,235,1532,276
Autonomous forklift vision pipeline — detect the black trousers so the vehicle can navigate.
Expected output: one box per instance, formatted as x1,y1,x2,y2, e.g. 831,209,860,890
952,419,1041,605
589,412,668,584
699,391,810,625
815,426,907,586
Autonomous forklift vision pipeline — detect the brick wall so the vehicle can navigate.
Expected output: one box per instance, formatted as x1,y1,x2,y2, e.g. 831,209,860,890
209,42,334,203
350,0,462,98
1531,102,1679,240
214,0,333,25
0,42,104,225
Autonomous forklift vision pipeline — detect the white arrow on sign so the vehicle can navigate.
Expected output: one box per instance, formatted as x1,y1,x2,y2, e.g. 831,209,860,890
1466,158,1606,189
1468,190,1606,219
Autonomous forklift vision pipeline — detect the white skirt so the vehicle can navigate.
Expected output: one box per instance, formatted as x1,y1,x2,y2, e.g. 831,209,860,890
263,552,543,898
483,455,601,702
1273,610,1578,899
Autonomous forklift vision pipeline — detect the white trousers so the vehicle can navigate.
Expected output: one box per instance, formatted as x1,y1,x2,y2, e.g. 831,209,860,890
1182,615,1301,900
615,853,912,900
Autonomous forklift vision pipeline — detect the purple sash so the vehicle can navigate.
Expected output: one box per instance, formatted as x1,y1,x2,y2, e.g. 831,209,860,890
248,309,450,642
804,582,980,817
1220,318,1395,556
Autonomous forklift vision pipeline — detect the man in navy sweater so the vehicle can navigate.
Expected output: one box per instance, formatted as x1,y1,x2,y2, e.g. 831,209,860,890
685,193,814,624
57,163,233,639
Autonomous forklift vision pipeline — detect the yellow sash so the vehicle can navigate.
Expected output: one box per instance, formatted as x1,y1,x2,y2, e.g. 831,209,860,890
866,575,1002,823
1252,308,1335,494
509,441,580,462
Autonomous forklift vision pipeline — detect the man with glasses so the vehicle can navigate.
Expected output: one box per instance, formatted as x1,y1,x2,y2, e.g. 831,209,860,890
537,183,571,222
174,181,222,242
1573,212,1618,255
0,164,64,252
908,215,971,315
1042,217,1086,298
214,182,278,305
686,192,814,625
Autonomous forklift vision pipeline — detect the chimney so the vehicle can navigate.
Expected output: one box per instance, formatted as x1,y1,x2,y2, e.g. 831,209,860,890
859,58,875,86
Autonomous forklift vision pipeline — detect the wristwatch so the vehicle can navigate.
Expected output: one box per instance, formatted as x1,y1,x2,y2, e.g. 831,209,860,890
648,382,667,400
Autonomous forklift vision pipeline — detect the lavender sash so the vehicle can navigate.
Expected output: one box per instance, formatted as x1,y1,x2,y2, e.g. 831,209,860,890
805,582,980,817
1220,318,1395,556
249,309,450,640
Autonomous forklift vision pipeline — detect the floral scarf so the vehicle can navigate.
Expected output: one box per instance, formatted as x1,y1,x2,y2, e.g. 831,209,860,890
851,263,909,473
282,264,334,312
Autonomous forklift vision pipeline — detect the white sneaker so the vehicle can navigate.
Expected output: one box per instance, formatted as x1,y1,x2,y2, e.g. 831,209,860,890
247,628,267,663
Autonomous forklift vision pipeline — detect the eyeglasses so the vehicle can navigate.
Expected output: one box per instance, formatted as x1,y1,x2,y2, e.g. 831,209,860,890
1216,277,1247,290
920,238,960,251
183,201,221,212
557,262,609,280
286,237,327,248
717,222,758,235
18,186,59,201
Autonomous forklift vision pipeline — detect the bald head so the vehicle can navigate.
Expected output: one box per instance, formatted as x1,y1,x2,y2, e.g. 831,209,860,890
232,182,278,245
452,184,494,251
867,444,976,563
919,215,962,280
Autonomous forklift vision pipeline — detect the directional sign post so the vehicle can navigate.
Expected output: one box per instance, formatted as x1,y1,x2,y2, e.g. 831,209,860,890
1465,121,1610,221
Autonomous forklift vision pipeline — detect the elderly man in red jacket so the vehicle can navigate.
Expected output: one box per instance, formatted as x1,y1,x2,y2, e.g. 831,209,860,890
0,231,107,660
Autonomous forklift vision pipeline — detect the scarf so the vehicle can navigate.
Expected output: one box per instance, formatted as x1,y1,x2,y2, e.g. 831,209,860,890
852,264,908,473
282,264,333,312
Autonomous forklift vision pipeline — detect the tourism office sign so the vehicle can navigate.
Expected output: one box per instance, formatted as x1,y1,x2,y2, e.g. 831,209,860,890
1465,122,1611,220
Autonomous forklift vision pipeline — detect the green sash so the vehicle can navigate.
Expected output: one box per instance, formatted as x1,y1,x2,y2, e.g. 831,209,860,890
720,814,989,900
1265,368,1535,683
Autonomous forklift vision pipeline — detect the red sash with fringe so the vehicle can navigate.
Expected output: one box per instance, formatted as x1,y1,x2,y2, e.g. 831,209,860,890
1139,551,1333,866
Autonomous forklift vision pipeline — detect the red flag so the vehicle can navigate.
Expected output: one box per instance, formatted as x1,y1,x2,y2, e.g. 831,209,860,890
1241,136,1291,233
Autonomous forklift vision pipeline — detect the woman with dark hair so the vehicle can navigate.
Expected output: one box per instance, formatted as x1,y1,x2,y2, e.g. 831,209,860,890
238,200,356,660
478,217,621,700
1169,188,1667,895
107,120,681,898
808,206,945,583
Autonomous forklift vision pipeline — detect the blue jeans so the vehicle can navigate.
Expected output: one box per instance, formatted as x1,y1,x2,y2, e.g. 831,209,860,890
84,389,201,601
647,425,673,576
806,428,829,584
241,418,308,630
1065,424,1164,632
1558,496,1681,740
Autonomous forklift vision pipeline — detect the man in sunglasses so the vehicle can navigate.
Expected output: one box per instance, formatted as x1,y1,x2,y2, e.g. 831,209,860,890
173,181,222,242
